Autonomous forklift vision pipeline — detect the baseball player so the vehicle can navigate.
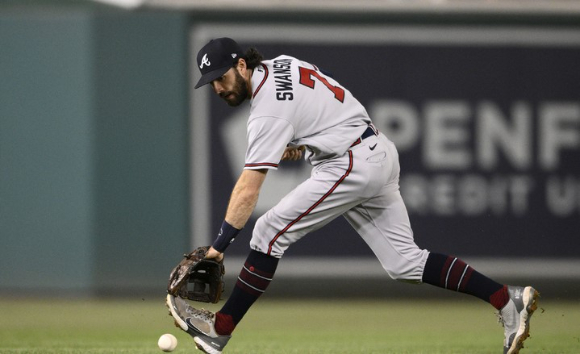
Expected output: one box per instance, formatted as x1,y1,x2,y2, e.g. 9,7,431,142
167,37,539,354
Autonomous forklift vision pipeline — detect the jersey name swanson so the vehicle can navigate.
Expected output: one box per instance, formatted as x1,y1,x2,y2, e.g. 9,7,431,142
273,58,294,101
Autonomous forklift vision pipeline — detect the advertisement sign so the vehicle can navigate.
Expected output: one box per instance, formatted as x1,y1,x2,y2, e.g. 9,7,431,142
190,25,580,259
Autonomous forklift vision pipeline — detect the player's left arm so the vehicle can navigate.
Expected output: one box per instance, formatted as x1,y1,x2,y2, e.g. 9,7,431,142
205,169,267,260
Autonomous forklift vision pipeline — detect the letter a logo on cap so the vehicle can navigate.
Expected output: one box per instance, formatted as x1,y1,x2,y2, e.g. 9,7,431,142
194,38,243,89
200,54,211,69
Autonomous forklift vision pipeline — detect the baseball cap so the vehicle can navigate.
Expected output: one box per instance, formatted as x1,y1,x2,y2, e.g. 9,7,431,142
194,37,244,89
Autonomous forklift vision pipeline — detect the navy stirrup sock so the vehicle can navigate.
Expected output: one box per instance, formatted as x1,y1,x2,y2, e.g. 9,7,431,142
422,252,509,310
215,250,279,335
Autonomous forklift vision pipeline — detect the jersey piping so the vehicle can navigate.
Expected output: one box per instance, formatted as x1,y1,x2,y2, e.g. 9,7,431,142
252,63,269,98
245,162,279,169
267,150,354,255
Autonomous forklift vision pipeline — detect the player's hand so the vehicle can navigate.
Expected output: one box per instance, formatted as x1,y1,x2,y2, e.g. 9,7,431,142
205,246,224,262
281,145,305,161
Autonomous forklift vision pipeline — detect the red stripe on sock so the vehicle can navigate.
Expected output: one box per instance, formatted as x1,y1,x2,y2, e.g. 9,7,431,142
489,285,510,310
235,278,263,297
458,266,474,292
440,257,455,288
215,312,235,335
447,259,468,290
239,267,271,291
243,262,274,279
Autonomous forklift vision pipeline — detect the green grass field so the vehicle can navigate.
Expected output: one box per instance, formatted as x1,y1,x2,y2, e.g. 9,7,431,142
0,297,578,354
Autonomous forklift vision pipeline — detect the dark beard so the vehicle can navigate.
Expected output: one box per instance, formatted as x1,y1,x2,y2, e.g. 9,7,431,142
223,69,249,107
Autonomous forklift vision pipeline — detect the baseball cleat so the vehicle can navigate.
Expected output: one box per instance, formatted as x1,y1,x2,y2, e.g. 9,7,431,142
166,294,230,353
193,334,231,354
498,286,540,354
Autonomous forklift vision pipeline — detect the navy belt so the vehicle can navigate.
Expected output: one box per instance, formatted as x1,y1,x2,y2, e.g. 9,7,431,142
361,126,376,140
351,125,377,148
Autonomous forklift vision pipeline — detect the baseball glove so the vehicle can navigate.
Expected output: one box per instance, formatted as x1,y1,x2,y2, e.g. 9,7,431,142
167,246,225,303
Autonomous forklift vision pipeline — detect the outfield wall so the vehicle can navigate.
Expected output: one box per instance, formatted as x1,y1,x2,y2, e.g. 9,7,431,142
0,2,578,297
0,4,190,295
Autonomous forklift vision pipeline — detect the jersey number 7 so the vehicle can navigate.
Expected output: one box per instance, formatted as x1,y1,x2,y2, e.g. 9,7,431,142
299,67,345,103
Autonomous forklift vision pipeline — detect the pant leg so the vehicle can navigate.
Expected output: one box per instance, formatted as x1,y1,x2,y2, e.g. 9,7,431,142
250,150,362,257
344,189,429,283
344,137,429,282
250,133,391,257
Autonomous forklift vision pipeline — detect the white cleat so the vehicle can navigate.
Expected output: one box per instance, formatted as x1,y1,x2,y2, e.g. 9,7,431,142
498,286,540,354
166,294,230,354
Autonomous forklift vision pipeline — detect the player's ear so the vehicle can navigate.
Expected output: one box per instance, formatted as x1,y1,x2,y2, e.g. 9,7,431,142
236,58,248,74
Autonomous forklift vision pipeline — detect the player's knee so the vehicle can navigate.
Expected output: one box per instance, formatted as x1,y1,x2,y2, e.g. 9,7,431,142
250,217,282,258
381,249,428,283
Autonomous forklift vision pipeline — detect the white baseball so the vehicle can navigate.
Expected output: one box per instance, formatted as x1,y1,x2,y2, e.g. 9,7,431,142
157,333,178,352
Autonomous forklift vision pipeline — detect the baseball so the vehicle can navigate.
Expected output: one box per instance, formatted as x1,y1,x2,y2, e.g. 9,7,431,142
157,333,177,352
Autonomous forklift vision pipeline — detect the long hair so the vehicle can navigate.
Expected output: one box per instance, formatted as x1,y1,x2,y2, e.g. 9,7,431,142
242,47,264,70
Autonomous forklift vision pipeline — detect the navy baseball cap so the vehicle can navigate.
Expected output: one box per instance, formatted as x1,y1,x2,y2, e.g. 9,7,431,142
195,37,244,89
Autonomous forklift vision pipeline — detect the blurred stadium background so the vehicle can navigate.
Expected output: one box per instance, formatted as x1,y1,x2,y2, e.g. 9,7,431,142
1,0,579,301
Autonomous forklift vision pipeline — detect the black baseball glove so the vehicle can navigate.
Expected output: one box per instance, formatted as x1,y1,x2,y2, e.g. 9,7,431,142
167,246,225,303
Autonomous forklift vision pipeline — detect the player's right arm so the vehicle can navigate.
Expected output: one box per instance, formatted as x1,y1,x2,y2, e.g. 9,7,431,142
225,168,268,229
205,169,268,260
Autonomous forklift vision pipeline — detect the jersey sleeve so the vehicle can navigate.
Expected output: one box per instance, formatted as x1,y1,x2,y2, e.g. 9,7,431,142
245,116,294,170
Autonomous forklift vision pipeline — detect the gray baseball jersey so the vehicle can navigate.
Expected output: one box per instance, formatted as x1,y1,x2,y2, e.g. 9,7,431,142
246,55,428,282
244,55,371,167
